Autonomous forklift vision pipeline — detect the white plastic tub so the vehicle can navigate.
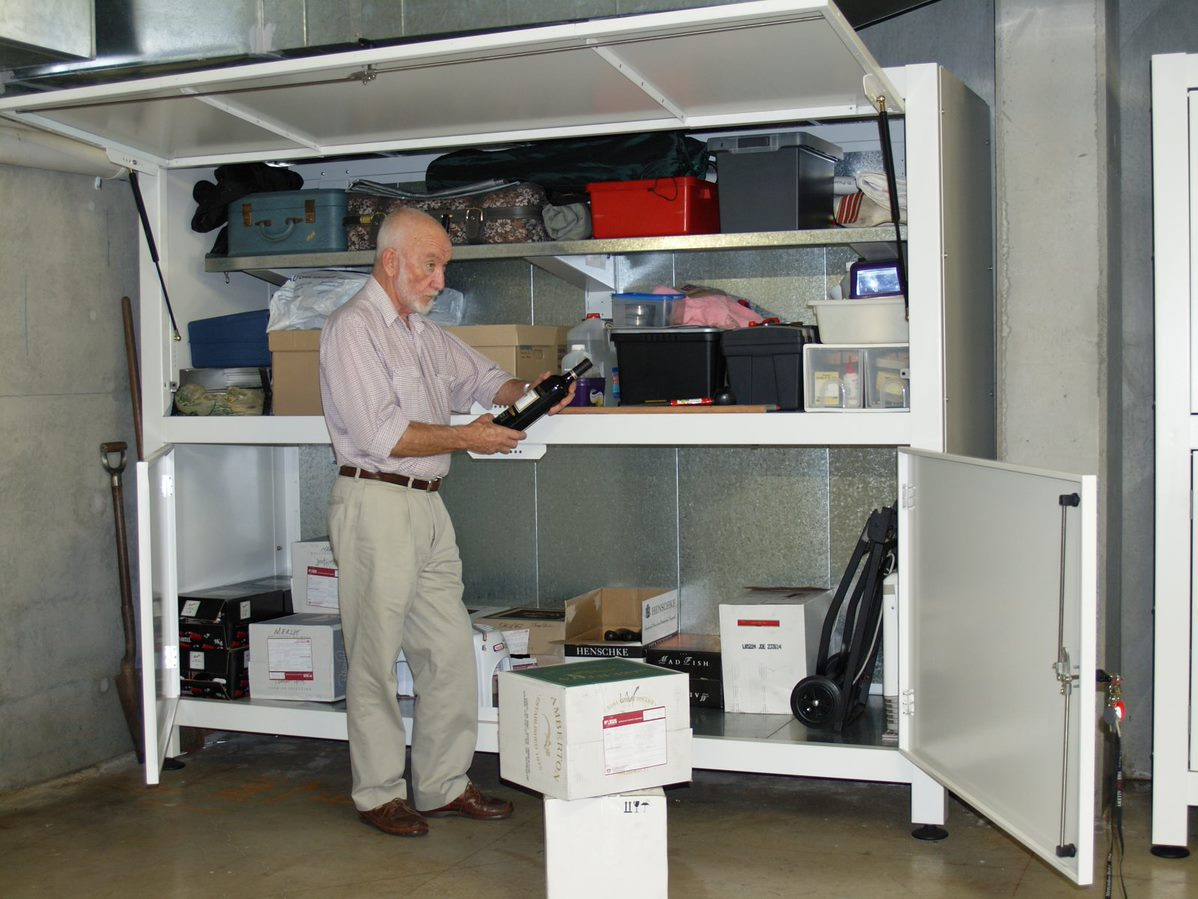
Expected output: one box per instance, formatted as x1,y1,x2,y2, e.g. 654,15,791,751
809,297,909,344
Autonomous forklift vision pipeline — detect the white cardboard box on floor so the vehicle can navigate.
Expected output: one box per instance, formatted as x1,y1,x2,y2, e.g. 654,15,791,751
290,539,339,614
248,613,347,701
544,787,667,899
717,589,834,714
497,657,691,800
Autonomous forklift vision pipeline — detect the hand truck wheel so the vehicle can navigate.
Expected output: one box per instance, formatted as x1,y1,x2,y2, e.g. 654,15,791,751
791,675,843,729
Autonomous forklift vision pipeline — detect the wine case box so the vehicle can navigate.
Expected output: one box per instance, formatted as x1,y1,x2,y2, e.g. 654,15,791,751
291,538,338,613
178,576,292,651
268,329,323,415
561,587,679,660
180,647,249,701
446,325,569,382
717,588,833,714
248,613,347,702
544,788,668,899
474,607,566,657
643,633,722,678
497,658,692,800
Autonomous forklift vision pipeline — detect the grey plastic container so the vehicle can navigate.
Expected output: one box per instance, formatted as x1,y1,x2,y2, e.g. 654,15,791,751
708,131,843,233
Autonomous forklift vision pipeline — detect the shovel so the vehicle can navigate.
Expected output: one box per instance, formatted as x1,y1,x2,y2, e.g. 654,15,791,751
100,441,143,762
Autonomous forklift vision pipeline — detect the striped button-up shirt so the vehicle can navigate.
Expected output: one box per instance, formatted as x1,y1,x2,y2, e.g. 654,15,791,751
319,278,512,479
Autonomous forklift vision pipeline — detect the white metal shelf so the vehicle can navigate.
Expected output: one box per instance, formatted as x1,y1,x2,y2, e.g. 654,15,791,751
158,409,912,447
204,225,907,282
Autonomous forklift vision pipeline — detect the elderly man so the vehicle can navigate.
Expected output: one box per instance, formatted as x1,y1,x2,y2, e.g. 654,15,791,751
319,207,573,836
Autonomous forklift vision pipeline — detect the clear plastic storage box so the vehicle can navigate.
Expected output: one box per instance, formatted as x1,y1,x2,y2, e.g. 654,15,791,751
803,344,910,411
610,292,685,328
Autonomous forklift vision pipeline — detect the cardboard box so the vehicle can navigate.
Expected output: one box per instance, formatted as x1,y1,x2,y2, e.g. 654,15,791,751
446,325,568,382
474,607,566,657
718,588,833,714
497,658,691,800
180,647,249,700
562,587,679,660
178,576,292,650
688,676,724,710
544,788,667,899
248,613,347,701
268,329,322,416
643,633,721,678
291,538,338,613
645,634,723,709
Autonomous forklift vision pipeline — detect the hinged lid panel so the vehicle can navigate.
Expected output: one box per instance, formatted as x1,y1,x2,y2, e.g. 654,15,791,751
0,0,900,167
897,449,1097,885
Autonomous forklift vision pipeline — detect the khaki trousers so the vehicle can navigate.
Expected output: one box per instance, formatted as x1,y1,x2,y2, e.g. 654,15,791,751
327,476,477,812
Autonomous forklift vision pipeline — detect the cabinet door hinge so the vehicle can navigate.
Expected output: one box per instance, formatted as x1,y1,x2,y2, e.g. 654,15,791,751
901,688,916,717
901,483,916,510
159,474,174,498
161,644,179,672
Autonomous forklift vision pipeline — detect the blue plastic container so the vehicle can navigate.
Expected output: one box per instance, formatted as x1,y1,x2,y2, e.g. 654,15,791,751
189,309,271,368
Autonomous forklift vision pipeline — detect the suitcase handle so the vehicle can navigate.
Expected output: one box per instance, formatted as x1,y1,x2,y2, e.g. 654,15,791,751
253,217,302,242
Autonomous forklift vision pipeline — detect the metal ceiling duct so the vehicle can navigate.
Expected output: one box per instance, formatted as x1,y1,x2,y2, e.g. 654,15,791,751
0,0,941,89
0,0,95,67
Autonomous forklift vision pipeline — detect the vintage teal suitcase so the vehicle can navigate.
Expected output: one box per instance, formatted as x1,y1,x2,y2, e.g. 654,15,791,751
227,189,348,256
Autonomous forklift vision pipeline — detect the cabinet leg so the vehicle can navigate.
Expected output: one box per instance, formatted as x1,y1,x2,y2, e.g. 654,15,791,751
910,766,947,839
1150,844,1190,859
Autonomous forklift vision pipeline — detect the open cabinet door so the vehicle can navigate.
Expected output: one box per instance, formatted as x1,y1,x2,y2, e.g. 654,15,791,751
896,450,1098,885
136,445,180,784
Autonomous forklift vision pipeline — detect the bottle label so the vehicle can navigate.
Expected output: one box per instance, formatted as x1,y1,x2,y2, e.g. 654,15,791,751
512,389,538,413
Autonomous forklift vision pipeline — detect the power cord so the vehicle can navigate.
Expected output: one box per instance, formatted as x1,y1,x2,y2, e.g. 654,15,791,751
1098,670,1129,898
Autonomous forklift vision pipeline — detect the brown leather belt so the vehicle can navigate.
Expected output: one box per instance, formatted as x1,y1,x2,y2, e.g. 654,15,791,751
339,465,441,492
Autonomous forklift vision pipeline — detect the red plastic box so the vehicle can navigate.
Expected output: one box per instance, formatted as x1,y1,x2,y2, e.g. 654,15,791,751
587,176,720,238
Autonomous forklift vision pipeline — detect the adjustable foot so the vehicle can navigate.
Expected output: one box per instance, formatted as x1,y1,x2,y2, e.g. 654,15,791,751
1150,844,1190,859
912,824,948,842
164,757,186,771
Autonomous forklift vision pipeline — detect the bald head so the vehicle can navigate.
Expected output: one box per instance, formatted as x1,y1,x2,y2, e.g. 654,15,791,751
374,207,449,263
372,207,453,320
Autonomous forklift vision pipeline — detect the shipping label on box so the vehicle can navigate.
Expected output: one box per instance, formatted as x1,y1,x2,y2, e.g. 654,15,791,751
248,613,347,701
497,658,691,800
561,587,679,660
474,607,566,657
718,589,833,714
291,539,338,613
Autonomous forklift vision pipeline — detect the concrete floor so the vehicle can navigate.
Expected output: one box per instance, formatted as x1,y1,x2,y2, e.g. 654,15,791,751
0,733,1193,898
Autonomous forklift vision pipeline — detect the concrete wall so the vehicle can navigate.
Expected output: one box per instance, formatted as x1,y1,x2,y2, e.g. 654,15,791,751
0,165,141,790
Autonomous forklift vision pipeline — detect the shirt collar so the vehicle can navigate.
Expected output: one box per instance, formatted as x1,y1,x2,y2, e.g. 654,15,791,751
363,276,426,333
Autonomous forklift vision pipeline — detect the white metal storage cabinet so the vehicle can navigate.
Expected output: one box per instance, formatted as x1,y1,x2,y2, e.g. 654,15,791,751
0,1,1099,885
1150,51,1198,857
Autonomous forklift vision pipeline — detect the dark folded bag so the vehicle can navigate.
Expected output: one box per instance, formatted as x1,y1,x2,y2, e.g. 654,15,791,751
344,180,549,248
424,133,711,195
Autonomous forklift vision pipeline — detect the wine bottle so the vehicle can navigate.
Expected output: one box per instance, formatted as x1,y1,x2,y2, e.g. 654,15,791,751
493,358,593,430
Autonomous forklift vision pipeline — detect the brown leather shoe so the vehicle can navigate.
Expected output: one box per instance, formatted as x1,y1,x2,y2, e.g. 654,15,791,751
420,783,513,820
358,797,429,836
